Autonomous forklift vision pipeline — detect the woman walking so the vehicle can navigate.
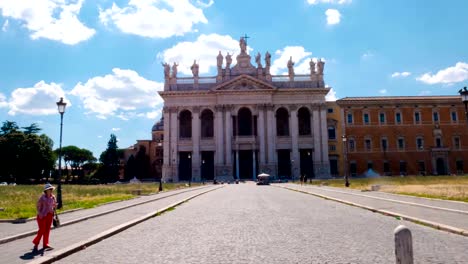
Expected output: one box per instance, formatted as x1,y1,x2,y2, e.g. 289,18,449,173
32,183,56,252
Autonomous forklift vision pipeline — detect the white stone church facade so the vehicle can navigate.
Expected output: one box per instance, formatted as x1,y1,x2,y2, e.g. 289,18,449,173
160,38,330,182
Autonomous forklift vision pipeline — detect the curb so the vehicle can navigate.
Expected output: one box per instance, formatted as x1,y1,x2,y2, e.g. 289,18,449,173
300,185,468,215
0,208,85,224
278,185,468,237
0,185,209,245
27,186,223,264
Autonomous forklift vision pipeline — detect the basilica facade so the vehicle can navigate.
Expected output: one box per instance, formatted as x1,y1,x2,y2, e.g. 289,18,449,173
159,38,331,182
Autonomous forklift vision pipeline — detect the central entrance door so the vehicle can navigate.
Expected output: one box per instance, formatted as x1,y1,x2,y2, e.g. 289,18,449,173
201,151,214,181
300,149,314,180
178,152,192,181
436,158,447,175
277,149,291,179
239,150,253,179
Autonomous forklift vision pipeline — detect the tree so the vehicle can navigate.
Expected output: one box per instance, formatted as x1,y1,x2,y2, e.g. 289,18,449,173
57,146,96,182
99,134,120,183
22,123,42,135
135,146,150,179
0,121,19,136
124,154,136,181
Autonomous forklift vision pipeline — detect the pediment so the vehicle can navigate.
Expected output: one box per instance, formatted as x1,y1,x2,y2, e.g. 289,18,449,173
212,75,276,91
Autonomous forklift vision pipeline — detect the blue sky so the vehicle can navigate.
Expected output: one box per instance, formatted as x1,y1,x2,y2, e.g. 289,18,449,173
1,0,468,157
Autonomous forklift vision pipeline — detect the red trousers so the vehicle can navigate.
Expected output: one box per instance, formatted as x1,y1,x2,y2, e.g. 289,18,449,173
32,213,53,247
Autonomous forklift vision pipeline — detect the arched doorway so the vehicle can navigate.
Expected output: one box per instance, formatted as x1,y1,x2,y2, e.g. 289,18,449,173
200,109,214,138
298,107,311,135
238,107,253,136
436,158,446,175
179,110,192,139
276,107,289,136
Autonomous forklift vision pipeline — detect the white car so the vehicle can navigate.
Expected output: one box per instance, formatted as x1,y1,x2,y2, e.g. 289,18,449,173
0,182,8,186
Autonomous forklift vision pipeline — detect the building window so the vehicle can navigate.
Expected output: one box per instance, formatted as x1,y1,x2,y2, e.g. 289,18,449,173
379,113,386,124
453,136,461,150
395,112,402,124
456,160,464,174
328,126,336,140
399,161,407,175
298,107,311,135
418,161,426,175
179,110,192,139
363,113,370,125
436,137,442,148
327,108,334,113
451,111,458,122
329,145,336,151
398,137,405,150
347,113,353,124
365,139,372,151
367,161,373,169
201,109,214,138
276,107,289,136
414,112,421,124
349,139,355,152
433,112,439,123
381,138,388,152
416,137,424,150
383,161,390,175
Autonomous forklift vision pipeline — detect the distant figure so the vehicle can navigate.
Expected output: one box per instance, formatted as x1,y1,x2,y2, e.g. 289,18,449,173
32,183,56,252
171,62,178,78
265,51,271,68
217,51,223,68
191,60,199,77
309,59,316,75
226,53,232,69
287,56,295,76
162,62,170,79
317,59,325,75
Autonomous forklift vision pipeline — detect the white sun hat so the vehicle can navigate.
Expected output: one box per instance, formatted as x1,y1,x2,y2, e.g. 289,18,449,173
43,183,55,191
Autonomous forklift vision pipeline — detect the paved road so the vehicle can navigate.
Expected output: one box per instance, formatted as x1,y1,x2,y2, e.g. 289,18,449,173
59,183,468,264
0,186,218,264
280,183,468,232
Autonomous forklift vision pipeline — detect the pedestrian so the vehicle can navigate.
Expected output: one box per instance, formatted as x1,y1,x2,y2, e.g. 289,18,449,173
32,183,56,252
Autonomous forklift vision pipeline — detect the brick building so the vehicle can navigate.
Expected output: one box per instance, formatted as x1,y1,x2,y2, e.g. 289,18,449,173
337,96,468,176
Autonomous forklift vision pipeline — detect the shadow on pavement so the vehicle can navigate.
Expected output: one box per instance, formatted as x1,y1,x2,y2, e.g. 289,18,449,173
20,248,44,260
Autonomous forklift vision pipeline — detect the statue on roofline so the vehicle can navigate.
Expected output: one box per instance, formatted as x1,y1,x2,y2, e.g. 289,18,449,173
217,51,223,68
309,59,316,75
171,62,178,78
265,51,271,68
287,56,295,76
226,53,232,69
162,62,170,79
317,59,325,75
239,37,247,54
191,60,199,77
255,52,262,68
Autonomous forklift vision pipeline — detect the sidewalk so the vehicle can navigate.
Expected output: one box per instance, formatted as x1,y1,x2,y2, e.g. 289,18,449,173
279,183,468,234
0,185,220,264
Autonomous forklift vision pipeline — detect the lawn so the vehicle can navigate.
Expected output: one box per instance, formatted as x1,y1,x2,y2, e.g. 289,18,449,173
0,182,199,220
308,175,468,202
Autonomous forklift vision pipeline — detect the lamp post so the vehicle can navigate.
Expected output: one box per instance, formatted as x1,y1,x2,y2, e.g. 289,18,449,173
56,97,67,209
201,159,205,185
342,135,350,187
188,153,192,186
458,86,468,124
157,141,163,192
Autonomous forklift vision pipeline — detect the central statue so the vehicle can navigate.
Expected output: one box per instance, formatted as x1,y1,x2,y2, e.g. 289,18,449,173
239,37,247,54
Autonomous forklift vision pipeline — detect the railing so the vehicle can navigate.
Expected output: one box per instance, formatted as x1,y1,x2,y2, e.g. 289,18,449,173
175,77,217,84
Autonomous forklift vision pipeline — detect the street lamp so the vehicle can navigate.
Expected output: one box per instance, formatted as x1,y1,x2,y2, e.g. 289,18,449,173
458,87,468,123
342,135,350,187
201,159,205,185
56,97,67,209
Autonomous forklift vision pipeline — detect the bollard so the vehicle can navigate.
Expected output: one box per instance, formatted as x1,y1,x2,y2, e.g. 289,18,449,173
394,225,413,264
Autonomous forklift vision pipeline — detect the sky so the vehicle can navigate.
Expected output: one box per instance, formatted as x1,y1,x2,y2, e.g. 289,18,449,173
1,0,468,158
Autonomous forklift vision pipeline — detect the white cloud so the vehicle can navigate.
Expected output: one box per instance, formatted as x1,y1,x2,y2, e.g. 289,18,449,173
0,0,95,45
308,0,351,4
70,68,164,119
99,0,208,38
157,34,243,75
112,128,121,131
2,19,9,32
418,90,432,96
379,89,387,94
270,46,313,75
416,62,468,85
325,88,337,101
325,9,341,25
1,81,70,115
391,72,411,78
196,0,214,8
146,110,160,119
361,51,374,60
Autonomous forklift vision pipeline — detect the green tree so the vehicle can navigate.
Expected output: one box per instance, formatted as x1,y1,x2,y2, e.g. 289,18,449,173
135,146,150,179
22,123,42,135
99,134,120,183
124,154,136,181
0,121,19,135
57,146,96,182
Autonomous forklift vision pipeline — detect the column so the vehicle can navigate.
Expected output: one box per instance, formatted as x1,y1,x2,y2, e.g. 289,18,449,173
225,106,232,166
215,105,224,165
192,107,200,181
162,107,171,181
257,105,266,165
235,150,240,179
252,150,257,180
290,106,300,180
320,105,329,165
170,108,179,181
312,107,321,163
266,105,276,164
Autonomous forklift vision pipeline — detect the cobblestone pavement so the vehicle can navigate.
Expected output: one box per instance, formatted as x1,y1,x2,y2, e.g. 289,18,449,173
0,186,218,264
280,183,468,231
59,183,468,264
0,185,208,239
